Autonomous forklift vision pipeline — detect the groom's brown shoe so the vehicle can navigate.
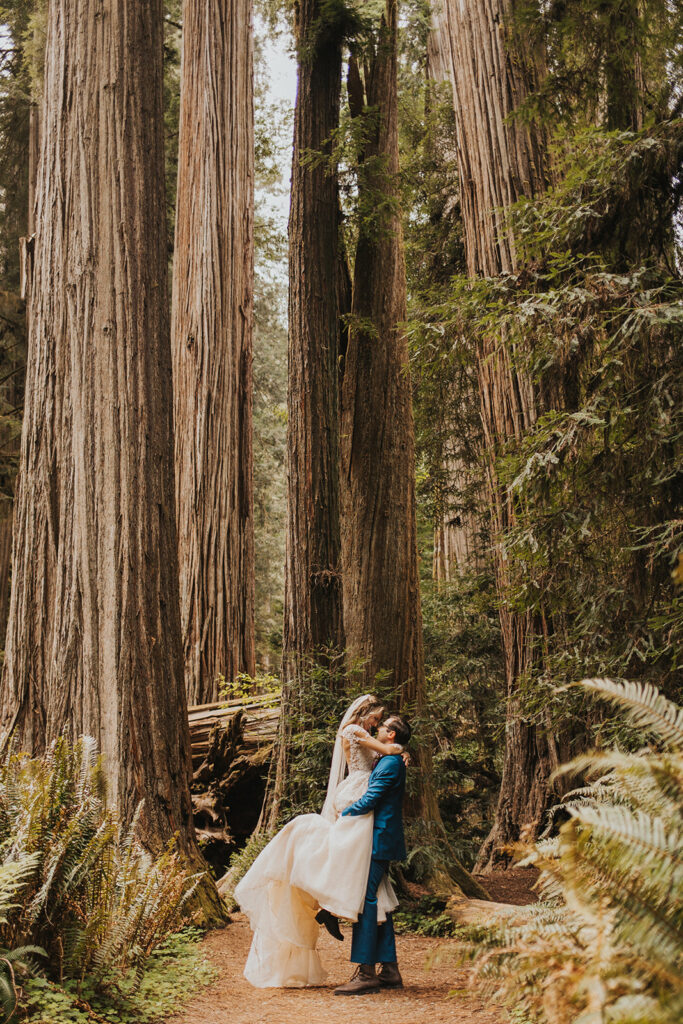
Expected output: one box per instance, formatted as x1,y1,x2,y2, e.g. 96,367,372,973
334,964,381,995
315,908,343,941
378,961,403,987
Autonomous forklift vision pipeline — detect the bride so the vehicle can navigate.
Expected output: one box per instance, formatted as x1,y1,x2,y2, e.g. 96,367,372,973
235,694,405,988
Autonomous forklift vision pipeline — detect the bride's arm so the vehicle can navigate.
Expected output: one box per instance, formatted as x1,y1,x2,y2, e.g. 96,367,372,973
356,733,402,757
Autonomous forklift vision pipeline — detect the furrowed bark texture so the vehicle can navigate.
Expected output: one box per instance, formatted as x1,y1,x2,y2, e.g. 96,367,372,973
430,0,567,870
264,0,346,830
341,2,487,900
432,456,485,583
342,7,423,702
0,94,38,647
0,1,217,899
172,0,255,706
284,0,345,668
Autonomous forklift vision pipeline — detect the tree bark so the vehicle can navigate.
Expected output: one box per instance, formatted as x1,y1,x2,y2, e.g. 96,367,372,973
0,0,223,919
284,0,345,674
432,454,486,583
340,2,487,900
430,0,568,870
262,0,347,830
172,0,255,708
0,66,39,649
342,7,423,701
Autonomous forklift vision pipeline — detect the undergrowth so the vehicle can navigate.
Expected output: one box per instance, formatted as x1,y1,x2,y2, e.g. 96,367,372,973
394,895,458,937
23,927,216,1024
0,737,206,1023
449,678,683,1024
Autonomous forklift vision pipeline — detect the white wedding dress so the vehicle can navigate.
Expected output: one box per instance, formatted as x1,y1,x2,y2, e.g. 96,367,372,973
235,722,399,987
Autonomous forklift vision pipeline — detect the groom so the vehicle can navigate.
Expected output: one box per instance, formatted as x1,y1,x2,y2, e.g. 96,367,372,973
334,714,411,995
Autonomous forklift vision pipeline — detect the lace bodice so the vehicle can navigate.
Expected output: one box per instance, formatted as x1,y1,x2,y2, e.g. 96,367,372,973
341,724,376,774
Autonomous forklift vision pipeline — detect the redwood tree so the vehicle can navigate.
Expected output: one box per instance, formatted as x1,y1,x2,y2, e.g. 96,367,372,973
172,0,255,708
264,0,347,828
340,1,486,899
430,0,566,869
0,0,221,916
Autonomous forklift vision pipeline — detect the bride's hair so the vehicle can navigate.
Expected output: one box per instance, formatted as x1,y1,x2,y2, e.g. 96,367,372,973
346,695,385,726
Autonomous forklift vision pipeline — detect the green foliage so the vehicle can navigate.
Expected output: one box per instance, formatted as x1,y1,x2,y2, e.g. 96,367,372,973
452,679,683,1024
0,738,200,1000
479,256,682,726
405,87,682,753
23,927,216,1024
252,275,287,667
417,568,504,864
0,858,45,1024
220,829,276,910
512,124,682,269
394,895,458,938
514,0,683,131
218,671,281,704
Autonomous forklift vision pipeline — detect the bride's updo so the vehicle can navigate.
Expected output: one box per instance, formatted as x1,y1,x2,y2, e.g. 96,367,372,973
347,695,385,727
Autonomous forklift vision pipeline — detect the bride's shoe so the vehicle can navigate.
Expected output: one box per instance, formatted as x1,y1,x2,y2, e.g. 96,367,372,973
315,908,344,941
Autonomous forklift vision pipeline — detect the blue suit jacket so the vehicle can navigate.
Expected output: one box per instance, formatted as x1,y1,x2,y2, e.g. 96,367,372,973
341,754,407,862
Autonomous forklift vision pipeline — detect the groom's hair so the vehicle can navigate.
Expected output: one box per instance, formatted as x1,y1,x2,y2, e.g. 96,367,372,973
384,715,411,746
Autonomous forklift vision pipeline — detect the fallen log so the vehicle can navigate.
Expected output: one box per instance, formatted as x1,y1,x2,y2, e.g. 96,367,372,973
188,696,278,876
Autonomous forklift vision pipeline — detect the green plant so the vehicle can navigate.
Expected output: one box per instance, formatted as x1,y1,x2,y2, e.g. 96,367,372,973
451,678,683,1024
0,738,200,995
218,671,281,703
0,858,46,1023
220,829,275,909
23,927,216,1024
394,896,458,938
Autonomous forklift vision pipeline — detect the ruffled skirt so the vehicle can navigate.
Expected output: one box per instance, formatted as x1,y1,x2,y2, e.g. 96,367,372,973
235,770,398,987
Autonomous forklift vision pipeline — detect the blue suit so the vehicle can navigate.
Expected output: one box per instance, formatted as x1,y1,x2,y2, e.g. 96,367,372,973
341,754,406,964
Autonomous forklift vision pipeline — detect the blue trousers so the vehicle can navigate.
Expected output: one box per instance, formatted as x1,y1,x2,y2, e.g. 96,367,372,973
350,857,397,965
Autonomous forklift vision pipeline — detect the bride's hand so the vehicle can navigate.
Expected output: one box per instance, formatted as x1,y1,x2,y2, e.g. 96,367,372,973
401,751,411,767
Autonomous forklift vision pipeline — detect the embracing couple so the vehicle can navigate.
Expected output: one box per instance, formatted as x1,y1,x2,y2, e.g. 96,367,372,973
235,694,411,995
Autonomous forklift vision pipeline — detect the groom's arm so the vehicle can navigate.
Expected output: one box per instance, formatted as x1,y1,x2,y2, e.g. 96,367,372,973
341,757,400,817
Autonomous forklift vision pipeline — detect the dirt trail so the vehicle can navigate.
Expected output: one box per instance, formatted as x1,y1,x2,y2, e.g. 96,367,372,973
171,915,504,1024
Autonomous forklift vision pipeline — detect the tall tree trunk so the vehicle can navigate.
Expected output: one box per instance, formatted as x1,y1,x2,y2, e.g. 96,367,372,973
262,0,346,829
431,0,569,870
605,0,643,131
0,0,223,920
432,454,486,583
340,2,487,900
0,61,40,648
172,0,255,707
420,55,486,587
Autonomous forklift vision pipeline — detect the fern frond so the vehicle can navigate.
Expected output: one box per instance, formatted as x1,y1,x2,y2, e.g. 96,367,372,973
579,679,683,748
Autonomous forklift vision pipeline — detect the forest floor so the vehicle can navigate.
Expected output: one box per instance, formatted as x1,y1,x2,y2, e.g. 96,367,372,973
170,871,538,1024
170,916,505,1024
474,866,539,905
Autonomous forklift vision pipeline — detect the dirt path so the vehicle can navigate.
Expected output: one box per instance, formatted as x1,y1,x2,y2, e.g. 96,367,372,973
171,914,505,1024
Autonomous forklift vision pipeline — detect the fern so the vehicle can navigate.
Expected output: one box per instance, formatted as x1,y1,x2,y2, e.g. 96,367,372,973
579,678,683,749
0,737,200,998
453,679,683,1024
